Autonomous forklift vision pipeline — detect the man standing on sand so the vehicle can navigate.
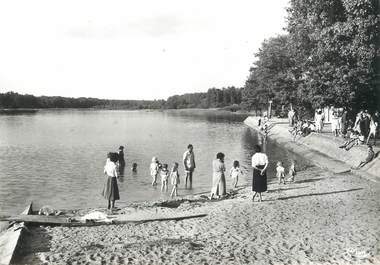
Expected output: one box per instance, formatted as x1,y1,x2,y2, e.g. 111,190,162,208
183,144,196,189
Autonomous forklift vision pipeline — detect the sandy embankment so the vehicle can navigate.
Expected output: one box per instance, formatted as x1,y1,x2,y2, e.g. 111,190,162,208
17,164,380,265
243,116,380,181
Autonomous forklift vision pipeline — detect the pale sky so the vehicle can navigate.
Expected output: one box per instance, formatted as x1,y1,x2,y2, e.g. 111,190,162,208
0,0,288,100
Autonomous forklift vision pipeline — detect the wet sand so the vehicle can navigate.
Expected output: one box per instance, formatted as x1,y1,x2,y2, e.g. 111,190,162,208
18,166,380,265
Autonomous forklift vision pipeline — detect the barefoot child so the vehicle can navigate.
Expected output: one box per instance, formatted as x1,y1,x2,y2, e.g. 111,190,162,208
160,164,169,192
229,160,243,188
150,157,159,186
170,162,180,198
286,160,296,183
276,161,285,184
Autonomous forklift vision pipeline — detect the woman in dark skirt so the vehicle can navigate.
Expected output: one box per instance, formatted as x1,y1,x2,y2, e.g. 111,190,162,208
251,145,269,202
102,152,120,210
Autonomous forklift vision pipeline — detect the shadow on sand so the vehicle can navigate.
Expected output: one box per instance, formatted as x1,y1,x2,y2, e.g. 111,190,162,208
277,188,363,201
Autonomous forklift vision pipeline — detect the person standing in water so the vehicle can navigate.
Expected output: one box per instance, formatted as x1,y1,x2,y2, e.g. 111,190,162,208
117,146,126,177
183,144,196,189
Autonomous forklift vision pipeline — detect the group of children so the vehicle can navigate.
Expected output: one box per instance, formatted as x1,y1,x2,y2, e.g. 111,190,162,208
150,157,181,197
150,157,246,198
276,160,296,185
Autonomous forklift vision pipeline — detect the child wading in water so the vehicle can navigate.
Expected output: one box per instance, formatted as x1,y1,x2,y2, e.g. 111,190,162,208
131,163,137,172
150,157,159,186
286,160,296,183
229,160,243,188
160,164,169,192
170,162,180,198
276,161,285,184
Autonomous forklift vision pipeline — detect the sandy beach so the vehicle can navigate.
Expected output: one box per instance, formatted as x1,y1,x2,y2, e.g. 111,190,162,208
16,165,380,265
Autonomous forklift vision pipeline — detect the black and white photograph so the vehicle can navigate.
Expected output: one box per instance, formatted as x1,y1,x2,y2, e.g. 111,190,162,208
0,0,379,264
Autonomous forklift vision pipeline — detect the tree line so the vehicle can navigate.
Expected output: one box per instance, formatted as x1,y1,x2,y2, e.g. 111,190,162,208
242,0,380,117
166,87,242,109
0,91,165,109
0,87,242,110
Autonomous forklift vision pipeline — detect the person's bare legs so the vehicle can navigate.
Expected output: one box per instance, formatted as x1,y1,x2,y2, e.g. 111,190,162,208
252,192,257,201
233,177,238,188
258,192,262,202
188,171,193,189
366,132,375,145
170,186,177,198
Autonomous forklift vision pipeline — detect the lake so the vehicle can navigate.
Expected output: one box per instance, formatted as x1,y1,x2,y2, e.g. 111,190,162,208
0,109,309,214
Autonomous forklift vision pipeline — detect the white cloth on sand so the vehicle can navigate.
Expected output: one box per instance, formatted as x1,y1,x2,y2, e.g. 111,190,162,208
80,211,113,223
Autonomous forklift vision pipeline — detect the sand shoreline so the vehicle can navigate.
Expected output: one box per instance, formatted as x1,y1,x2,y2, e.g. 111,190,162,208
16,163,380,265
12,118,380,264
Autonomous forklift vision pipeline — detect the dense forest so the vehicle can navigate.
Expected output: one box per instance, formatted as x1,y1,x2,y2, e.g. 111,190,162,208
242,0,380,116
0,87,242,110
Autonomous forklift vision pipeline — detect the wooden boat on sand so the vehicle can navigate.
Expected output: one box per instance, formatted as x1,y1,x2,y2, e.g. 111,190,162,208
0,202,32,265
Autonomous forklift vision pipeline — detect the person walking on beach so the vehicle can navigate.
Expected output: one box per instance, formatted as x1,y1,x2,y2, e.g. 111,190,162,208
102,152,120,210
183,144,196,189
229,160,243,188
286,160,297,183
170,162,180,198
210,152,226,199
117,146,126,177
251,145,268,202
276,161,285,184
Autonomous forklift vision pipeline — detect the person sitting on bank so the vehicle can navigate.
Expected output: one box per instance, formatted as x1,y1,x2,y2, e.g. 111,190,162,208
352,145,375,169
339,131,360,151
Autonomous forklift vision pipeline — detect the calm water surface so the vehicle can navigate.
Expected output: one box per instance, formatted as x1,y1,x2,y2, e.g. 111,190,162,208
0,110,308,214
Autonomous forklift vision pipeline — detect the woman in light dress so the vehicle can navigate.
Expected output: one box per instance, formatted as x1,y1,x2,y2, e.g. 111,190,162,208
314,109,324,133
210,152,226,199
102,152,120,210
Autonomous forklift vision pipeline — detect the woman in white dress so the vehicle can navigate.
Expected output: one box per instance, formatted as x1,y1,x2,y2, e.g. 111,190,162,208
210,152,226,199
